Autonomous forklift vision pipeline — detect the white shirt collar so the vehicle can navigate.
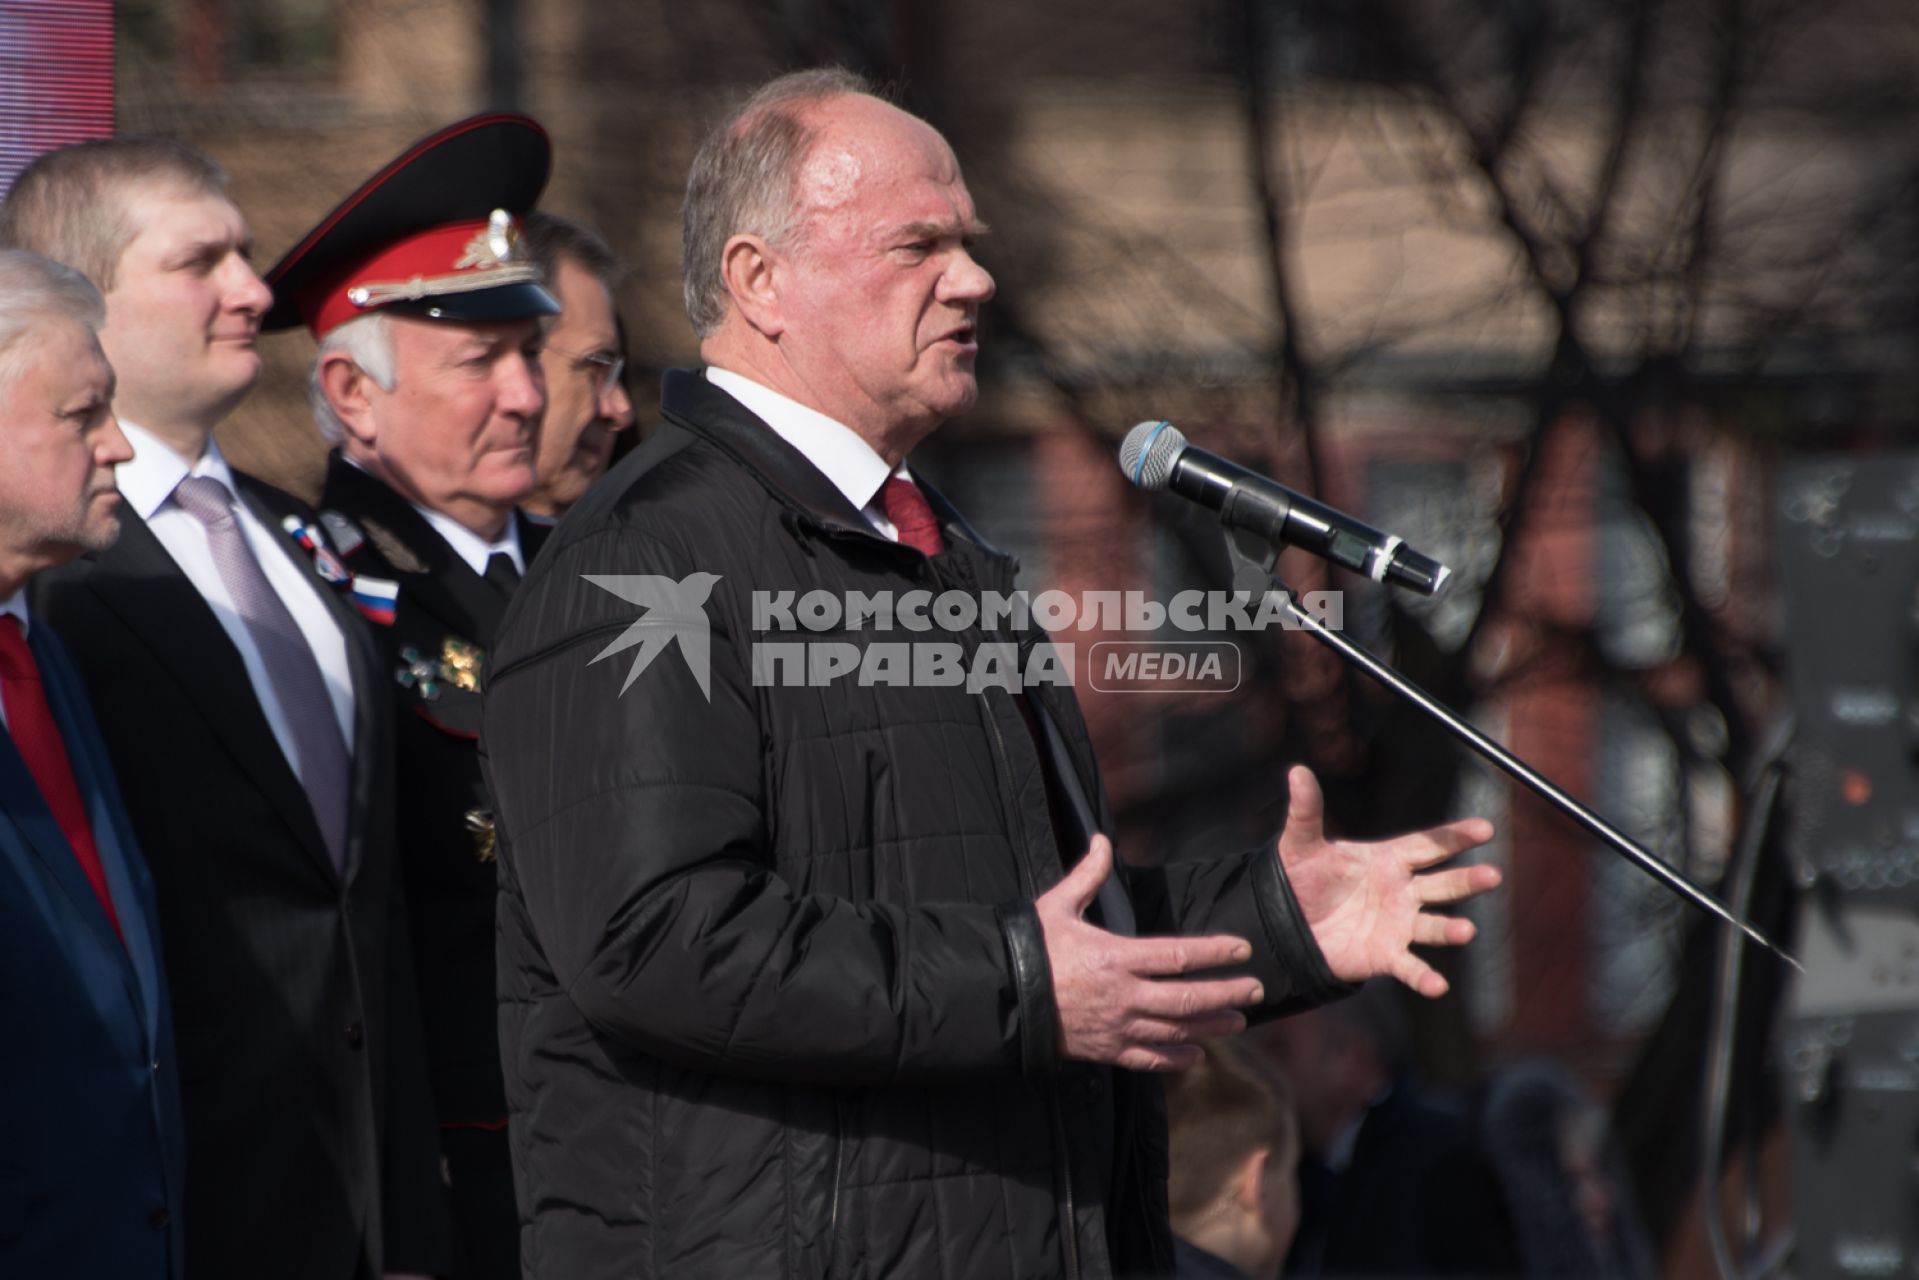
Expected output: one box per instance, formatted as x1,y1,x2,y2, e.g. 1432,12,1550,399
0,590,27,638
416,504,524,579
705,366,903,517
117,421,240,519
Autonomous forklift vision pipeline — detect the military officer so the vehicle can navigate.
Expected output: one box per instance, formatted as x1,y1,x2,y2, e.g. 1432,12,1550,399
261,114,561,1280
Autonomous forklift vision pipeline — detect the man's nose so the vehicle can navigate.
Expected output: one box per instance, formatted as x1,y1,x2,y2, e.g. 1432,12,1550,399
941,249,995,305
225,258,273,316
601,377,636,433
502,354,546,418
97,410,136,467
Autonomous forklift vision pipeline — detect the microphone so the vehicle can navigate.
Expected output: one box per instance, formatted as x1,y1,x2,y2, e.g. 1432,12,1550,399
1119,420,1451,596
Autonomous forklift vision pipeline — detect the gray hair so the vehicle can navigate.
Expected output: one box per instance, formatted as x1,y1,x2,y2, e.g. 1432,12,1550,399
680,66,877,338
0,249,107,398
308,311,396,445
0,138,231,290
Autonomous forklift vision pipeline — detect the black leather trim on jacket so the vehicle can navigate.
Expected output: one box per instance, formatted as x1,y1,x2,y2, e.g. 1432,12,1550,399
1250,842,1359,1013
997,901,1061,1077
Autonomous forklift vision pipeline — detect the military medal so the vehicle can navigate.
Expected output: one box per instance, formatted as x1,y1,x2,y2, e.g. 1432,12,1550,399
465,808,498,863
439,637,484,693
395,646,443,700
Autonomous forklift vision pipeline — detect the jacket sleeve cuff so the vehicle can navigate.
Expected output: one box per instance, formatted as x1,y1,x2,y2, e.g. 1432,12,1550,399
1248,846,1357,1016
996,901,1061,1077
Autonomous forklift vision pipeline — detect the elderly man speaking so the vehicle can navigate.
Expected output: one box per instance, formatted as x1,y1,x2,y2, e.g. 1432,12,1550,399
483,70,1500,1280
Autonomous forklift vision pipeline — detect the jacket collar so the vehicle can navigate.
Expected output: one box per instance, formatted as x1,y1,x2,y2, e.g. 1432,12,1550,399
323,454,542,581
660,367,1013,571
322,454,464,576
320,453,533,642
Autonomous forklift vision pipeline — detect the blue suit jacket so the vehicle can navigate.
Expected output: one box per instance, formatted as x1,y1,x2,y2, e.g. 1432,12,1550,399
0,619,184,1279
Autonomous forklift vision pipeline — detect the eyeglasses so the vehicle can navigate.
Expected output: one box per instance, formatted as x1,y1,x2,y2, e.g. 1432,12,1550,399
546,344,626,396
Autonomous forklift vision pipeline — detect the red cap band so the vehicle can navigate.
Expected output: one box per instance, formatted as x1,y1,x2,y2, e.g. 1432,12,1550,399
297,214,542,337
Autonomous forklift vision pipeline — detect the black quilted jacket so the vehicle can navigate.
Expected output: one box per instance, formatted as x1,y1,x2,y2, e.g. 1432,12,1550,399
481,370,1348,1279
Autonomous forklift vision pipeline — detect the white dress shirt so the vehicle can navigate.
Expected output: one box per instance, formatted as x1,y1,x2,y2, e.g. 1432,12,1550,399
0,590,26,732
116,423,356,771
705,366,915,540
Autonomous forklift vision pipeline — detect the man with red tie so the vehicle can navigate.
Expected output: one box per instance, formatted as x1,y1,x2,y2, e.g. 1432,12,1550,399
481,69,1501,1279
0,248,182,1278
1,139,447,1280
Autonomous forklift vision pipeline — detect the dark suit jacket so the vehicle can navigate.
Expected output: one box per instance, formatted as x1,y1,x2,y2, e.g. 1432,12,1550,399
0,618,184,1279
30,471,450,1278
318,454,546,1133
1285,1080,1514,1278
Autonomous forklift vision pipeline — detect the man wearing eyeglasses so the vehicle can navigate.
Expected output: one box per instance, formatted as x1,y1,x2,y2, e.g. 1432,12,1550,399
520,213,635,524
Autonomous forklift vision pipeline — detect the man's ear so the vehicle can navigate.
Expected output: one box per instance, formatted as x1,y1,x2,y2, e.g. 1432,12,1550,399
317,351,380,448
1235,1144,1274,1215
718,232,785,338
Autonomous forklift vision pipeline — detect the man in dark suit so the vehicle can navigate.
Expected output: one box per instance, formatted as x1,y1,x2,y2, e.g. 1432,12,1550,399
1259,984,1513,1277
0,140,448,1280
0,248,181,1277
259,115,561,1280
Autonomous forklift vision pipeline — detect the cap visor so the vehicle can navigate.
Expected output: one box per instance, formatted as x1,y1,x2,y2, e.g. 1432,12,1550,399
377,280,562,325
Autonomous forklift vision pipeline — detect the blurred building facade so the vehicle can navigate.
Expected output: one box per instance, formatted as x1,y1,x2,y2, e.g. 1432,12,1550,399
103,0,1917,1083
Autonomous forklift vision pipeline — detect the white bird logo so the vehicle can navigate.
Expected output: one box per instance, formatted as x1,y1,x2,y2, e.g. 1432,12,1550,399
581,573,723,699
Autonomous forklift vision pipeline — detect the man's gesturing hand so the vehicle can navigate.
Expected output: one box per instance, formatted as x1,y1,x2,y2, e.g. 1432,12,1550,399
1277,765,1500,998
1037,835,1264,1072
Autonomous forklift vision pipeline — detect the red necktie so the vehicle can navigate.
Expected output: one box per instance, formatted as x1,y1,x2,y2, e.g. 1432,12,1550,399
878,478,1071,853
880,475,946,556
0,616,122,940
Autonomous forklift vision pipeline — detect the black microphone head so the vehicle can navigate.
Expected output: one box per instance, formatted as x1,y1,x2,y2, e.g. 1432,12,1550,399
1119,420,1188,491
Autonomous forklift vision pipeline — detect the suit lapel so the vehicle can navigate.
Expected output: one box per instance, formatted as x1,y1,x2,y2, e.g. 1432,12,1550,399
85,776,164,1047
0,732,123,945
238,482,385,888
324,458,511,645
83,511,336,881
0,715,147,1044
331,596,383,888
30,629,166,1043
402,533,509,647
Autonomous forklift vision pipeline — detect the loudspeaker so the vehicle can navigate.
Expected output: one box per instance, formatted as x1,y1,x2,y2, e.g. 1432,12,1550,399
1776,455,1919,1277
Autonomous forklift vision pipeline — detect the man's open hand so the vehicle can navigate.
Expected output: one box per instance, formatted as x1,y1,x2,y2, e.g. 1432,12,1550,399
1037,836,1264,1072
1276,765,1500,998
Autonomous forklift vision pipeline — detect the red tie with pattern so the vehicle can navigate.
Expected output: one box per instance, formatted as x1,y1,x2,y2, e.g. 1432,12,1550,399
880,475,946,557
0,615,123,940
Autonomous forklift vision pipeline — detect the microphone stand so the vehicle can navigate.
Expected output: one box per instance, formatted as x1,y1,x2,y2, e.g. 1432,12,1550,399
1225,529,1801,970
